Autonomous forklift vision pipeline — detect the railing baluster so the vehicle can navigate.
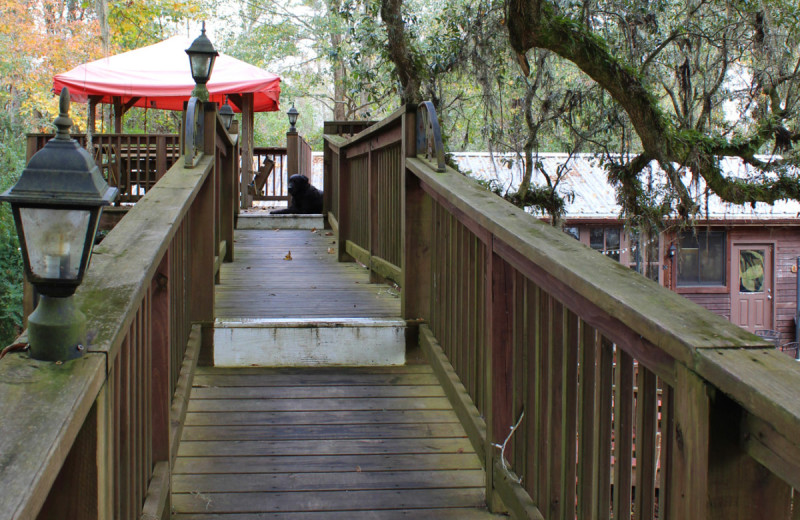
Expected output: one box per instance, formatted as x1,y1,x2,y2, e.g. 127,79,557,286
614,350,635,520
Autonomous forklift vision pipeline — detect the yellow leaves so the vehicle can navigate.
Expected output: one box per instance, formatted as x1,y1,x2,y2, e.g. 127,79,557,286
284,251,293,261
327,247,335,254
0,0,105,128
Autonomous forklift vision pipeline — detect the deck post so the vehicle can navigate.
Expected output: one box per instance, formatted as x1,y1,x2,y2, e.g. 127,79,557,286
241,93,254,209
286,130,298,211
189,164,215,361
667,365,792,519
337,141,353,262
323,139,332,229
401,109,432,320
34,392,109,519
220,132,236,262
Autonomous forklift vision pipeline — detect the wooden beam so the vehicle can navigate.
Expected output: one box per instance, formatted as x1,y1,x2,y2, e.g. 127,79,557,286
170,324,202,469
419,325,486,461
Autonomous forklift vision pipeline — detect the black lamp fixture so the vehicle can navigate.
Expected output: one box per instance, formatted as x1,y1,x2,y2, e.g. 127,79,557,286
185,21,219,101
219,95,235,129
287,103,299,133
0,88,118,361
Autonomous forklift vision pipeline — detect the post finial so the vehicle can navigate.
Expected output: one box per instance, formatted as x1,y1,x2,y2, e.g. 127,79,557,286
54,87,73,140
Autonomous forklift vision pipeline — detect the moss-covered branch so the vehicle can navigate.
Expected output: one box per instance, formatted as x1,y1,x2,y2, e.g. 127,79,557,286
505,0,800,217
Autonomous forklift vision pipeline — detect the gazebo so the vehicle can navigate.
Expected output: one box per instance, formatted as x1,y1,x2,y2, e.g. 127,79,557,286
53,36,282,205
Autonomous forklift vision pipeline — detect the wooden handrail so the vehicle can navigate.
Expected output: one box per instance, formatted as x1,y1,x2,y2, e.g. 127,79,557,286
3,103,239,520
324,105,800,519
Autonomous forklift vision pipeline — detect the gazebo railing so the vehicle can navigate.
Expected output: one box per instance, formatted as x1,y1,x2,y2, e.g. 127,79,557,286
26,133,181,204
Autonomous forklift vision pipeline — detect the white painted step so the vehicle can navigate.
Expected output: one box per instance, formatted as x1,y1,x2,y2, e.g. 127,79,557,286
213,318,406,367
237,213,324,230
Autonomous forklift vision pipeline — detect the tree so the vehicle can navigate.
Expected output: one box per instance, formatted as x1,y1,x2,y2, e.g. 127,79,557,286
504,0,800,223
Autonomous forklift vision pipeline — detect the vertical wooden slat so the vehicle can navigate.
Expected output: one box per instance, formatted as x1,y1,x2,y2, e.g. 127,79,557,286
536,289,552,508
614,350,635,520
511,271,525,478
597,338,614,520
562,310,580,520
635,365,659,520
578,324,598,519
548,300,565,520
526,282,540,503
659,383,674,520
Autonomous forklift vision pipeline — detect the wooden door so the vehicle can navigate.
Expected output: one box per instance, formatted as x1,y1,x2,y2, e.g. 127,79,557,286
731,244,774,332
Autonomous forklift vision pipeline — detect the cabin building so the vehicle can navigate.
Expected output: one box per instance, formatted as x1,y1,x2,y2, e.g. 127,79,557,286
452,152,800,349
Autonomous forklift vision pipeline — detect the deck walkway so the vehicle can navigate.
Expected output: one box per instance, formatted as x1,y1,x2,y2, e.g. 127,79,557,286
215,229,401,320
175,224,498,516
172,365,500,518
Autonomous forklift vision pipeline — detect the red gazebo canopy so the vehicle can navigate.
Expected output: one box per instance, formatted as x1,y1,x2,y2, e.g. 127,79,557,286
53,36,281,112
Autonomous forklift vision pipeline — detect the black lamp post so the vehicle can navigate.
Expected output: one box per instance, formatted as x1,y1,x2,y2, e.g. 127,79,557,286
219,96,235,129
0,88,117,361
287,103,299,133
185,22,219,101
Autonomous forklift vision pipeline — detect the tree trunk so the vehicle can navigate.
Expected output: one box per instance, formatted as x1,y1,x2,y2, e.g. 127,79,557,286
380,0,423,105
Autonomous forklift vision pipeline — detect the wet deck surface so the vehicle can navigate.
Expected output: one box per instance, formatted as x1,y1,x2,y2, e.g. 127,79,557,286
215,229,401,320
172,365,501,519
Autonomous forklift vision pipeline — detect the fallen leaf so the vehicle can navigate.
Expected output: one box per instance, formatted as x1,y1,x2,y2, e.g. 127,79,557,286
356,466,362,472
327,247,335,254
284,251,293,261
310,227,317,232
325,232,333,236
457,448,465,453
274,228,279,232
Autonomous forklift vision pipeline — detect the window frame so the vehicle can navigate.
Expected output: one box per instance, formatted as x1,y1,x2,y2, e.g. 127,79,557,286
675,230,727,291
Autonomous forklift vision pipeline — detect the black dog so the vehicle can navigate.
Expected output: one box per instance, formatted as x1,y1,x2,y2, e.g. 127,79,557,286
270,174,323,214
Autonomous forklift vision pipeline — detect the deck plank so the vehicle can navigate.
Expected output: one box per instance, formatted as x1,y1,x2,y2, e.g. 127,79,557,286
173,366,501,518
215,229,401,319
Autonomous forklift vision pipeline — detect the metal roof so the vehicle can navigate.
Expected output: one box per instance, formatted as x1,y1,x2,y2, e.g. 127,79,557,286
450,152,800,221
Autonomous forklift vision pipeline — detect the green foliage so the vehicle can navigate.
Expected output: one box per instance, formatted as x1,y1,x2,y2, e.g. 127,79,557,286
0,114,25,346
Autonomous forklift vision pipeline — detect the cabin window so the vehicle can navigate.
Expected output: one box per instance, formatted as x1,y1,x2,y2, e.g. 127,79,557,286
677,231,726,286
589,227,621,261
564,227,580,240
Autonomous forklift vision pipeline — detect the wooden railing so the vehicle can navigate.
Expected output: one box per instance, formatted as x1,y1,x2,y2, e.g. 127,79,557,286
26,133,181,204
323,109,405,282
2,105,238,520
324,105,800,519
250,135,312,204
250,146,288,201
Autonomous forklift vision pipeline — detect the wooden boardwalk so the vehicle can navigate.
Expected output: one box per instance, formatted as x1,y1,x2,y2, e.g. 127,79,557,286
216,229,401,320
172,365,501,518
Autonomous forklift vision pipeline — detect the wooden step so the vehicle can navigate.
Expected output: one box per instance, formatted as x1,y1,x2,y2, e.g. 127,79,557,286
237,213,324,230
213,318,406,367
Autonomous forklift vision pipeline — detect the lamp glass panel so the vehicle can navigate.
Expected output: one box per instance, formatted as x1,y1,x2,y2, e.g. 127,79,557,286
190,55,212,82
19,208,91,280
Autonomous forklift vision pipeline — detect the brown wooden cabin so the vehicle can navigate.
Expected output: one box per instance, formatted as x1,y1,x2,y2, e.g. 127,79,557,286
452,152,800,351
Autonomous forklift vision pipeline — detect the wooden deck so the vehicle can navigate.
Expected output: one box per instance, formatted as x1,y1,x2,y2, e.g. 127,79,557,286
172,365,501,518
216,229,401,320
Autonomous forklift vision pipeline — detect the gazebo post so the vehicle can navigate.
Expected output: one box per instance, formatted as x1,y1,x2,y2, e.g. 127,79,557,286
87,96,102,134
113,96,123,133
241,93,255,209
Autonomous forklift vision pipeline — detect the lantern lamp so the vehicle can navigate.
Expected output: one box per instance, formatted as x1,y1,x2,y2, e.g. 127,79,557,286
0,88,118,361
219,96,235,129
287,103,299,133
185,22,219,101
